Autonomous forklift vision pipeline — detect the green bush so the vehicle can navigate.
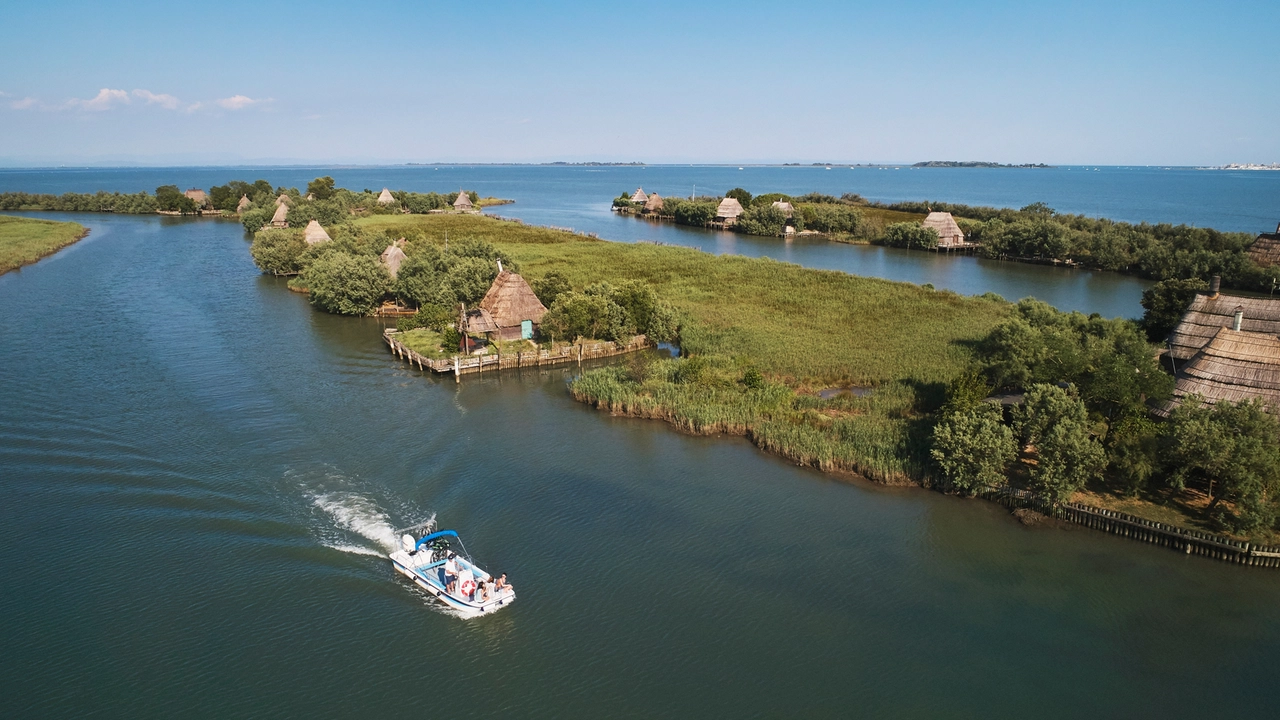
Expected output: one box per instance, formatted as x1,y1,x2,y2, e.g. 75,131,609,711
931,404,1016,495
250,229,308,275
541,291,627,342
736,204,788,237
882,222,939,249
303,252,392,315
1015,384,1106,503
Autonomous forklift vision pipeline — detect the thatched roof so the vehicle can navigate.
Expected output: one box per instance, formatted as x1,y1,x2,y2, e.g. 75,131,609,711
480,268,548,328
270,203,289,226
275,193,291,207
643,193,664,213
453,191,473,210
303,220,331,245
236,194,251,212
1248,232,1280,267
771,200,795,217
464,308,499,334
380,241,407,279
716,197,744,219
377,188,396,205
1158,327,1280,416
184,188,207,205
1167,292,1280,360
923,212,965,247
631,188,649,203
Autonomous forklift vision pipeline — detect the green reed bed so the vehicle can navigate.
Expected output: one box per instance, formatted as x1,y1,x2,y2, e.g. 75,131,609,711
0,215,89,274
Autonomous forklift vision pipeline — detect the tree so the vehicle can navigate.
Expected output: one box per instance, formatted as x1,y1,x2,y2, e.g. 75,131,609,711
304,252,392,315
241,207,273,233
250,229,308,275
437,256,497,306
725,187,752,207
532,271,572,308
306,176,337,201
393,247,447,307
736,204,788,237
155,185,196,213
608,280,679,342
672,201,717,227
931,403,1017,495
1014,384,1106,503
541,292,627,342
1139,277,1208,342
882,222,939,249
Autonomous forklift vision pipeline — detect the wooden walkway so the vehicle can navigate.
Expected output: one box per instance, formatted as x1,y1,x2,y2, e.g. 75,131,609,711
383,329,651,381
986,487,1280,567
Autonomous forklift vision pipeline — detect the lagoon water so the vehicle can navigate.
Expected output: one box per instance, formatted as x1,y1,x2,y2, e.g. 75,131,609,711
4,168,1280,717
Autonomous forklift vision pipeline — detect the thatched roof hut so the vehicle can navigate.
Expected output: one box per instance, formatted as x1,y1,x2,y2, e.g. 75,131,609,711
275,193,291,207
923,211,966,248
377,188,396,205
630,188,649,204
1157,327,1280,416
771,200,795,218
1167,291,1280,360
236,194,251,213
716,198,744,223
303,220,331,245
184,188,208,207
479,265,548,340
464,308,499,335
453,191,474,211
269,202,289,228
380,240,407,279
1247,223,1280,267
643,193,664,214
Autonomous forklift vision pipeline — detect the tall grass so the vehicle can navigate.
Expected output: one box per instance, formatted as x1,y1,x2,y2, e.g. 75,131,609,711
0,215,88,273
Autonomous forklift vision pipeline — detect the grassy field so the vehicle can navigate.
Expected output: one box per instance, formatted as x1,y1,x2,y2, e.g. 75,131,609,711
356,214,1009,483
0,215,89,274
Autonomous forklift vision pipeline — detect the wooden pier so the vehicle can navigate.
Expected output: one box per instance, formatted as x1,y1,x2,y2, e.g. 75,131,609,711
383,328,651,380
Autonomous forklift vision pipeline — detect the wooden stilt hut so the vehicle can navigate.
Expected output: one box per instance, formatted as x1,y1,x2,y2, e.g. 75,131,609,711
715,197,744,227
303,220,331,245
453,190,474,212
923,211,971,250
643,193,664,215
269,202,289,229
377,188,396,205
631,188,649,204
236,194,251,213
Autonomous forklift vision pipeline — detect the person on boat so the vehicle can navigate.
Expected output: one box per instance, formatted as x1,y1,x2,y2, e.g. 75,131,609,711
443,553,460,594
476,580,489,602
494,573,511,595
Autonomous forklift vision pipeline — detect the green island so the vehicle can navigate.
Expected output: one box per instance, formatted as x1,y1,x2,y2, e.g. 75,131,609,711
614,186,1277,294
248,184,1280,544
0,215,89,274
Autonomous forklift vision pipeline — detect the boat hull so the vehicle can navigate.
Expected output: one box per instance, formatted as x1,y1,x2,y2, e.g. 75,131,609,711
389,553,514,618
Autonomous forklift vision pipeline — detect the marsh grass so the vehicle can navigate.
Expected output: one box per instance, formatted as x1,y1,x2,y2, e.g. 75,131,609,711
357,214,1009,484
0,215,88,273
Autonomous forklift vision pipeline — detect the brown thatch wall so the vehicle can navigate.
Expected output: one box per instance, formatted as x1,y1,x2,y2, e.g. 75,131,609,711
1248,233,1280,267
1158,327,1280,415
270,203,289,227
236,194,251,212
480,269,548,328
453,192,474,210
716,197,744,220
630,188,648,203
380,242,407,278
643,193,664,213
1167,292,1280,360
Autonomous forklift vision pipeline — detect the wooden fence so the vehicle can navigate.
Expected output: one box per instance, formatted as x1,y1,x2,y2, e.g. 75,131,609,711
383,329,650,380
985,488,1280,567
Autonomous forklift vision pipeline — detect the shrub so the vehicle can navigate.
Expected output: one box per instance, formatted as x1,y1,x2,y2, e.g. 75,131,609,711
532,271,572,307
541,291,627,342
250,229,308,275
1014,384,1106,503
304,252,392,315
736,204,788,237
931,404,1016,495
882,222,939,249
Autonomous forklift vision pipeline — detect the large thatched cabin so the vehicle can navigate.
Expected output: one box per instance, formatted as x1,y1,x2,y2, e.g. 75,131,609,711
716,198,744,226
269,203,289,229
377,188,396,205
923,211,968,249
630,188,649,204
453,191,474,212
771,200,795,218
1158,327,1280,416
473,264,548,341
643,193,664,214
1246,222,1280,267
184,188,209,208
1166,283,1280,361
303,220,331,245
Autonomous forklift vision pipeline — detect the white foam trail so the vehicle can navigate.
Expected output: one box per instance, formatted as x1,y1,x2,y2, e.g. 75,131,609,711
324,543,387,558
310,491,399,552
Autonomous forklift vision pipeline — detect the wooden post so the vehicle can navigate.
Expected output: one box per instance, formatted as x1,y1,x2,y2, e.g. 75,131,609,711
454,356,460,383
578,343,582,367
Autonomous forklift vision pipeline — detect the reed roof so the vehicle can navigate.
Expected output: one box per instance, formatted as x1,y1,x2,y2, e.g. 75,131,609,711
1248,233,1280,267
184,188,207,204
377,188,396,205
453,191,473,210
270,203,289,225
716,197,744,219
380,241,407,278
480,269,548,328
923,211,965,246
275,193,291,207
303,220,331,245
236,194,251,212
771,200,795,217
1167,292,1280,360
631,188,649,203
643,193,664,212
1158,327,1280,416
464,308,499,334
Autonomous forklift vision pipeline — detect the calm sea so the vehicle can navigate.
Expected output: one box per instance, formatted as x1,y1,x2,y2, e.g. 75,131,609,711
3,168,1280,717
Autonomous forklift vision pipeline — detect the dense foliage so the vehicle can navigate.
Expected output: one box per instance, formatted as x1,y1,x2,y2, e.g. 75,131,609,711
931,403,1017,495
1138,277,1208,342
0,191,159,214
542,280,678,343
882,222,938,249
249,229,308,275
303,252,393,315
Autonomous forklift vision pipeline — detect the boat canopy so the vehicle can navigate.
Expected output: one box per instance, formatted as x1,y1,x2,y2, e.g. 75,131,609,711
415,529,458,551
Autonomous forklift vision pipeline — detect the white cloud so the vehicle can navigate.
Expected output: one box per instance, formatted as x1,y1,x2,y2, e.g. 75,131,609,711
185,102,203,113
216,95,259,110
10,97,38,110
132,89,180,110
70,88,130,111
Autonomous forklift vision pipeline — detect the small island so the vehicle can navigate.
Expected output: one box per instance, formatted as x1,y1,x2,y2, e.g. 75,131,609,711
0,215,89,274
911,161,1053,168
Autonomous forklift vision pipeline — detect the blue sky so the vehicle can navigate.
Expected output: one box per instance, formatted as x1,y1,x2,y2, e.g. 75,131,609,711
1,0,1276,166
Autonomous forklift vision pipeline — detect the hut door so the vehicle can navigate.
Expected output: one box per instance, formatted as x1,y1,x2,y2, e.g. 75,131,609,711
521,320,533,340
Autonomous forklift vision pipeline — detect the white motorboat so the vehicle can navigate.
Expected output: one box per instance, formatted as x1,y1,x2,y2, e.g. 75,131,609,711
388,521,514,618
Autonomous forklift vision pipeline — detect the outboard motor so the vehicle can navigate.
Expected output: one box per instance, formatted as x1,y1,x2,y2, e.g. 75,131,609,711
401,534,417,554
